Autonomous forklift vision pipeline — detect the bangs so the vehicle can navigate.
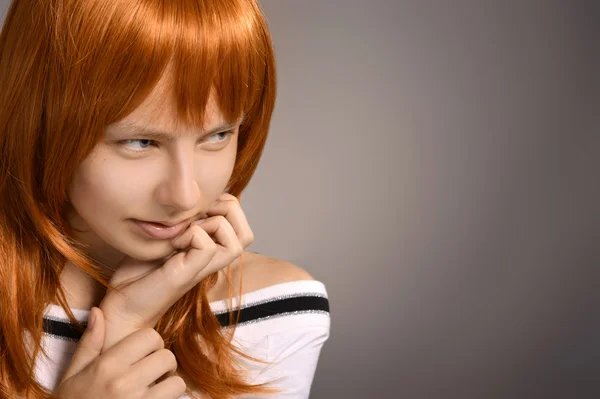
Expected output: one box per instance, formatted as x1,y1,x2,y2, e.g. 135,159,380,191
53,0,271,130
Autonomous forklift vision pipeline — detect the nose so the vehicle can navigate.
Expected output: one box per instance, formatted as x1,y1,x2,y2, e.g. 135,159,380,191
154,153,201,212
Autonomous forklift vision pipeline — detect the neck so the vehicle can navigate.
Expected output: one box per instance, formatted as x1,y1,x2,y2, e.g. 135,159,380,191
57,260,111,310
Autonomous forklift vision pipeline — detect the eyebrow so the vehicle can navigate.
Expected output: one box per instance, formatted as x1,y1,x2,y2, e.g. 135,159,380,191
112,115,246,142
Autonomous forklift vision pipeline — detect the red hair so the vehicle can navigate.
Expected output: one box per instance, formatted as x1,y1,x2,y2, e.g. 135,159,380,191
0,0,279,397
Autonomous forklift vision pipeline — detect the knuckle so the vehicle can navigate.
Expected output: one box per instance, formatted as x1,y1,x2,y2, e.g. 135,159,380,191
161,349,178,369
191,224,205,233
233,243,244,256
106,376,127,395
189,221,204,230
173,376,187,393
143,328,164,349
185,225,204,238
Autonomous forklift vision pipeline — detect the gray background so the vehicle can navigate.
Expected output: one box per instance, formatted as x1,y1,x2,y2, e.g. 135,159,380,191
2,1,599,398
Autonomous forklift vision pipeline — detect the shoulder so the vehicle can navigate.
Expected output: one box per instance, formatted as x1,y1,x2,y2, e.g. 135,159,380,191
238,250,316,286
207,251,317,302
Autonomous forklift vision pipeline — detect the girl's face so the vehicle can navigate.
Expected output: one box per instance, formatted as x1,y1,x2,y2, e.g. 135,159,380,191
66,80,241,266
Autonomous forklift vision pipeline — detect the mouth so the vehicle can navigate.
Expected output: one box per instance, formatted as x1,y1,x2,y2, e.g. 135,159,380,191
146,220,186,227
132,218,191,240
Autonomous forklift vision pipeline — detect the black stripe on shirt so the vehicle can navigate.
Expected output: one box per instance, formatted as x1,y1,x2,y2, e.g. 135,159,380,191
42,295,330,341
215,295,330,327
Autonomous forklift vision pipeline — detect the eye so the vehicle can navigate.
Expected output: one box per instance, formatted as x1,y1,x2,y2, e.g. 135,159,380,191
205,130,235,144
118,139,156,152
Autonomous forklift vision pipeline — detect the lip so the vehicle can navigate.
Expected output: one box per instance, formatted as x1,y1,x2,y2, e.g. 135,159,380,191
133,219,190,240
151,219,188,227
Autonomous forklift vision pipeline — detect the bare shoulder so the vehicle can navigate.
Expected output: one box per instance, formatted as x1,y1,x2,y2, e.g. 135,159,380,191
207,251,315,302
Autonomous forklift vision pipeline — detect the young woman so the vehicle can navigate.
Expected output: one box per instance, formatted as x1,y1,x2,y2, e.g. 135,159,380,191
0,0,330,398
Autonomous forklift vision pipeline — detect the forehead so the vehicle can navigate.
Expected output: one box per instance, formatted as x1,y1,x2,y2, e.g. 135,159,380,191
108,71,226,135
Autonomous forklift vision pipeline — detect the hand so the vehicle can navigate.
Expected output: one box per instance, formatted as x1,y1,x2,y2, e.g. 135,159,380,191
55,307,187,399
99,192,254,350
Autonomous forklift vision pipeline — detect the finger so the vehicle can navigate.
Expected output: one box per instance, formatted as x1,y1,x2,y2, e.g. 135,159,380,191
146,375,187,399
180,216,243,278
211,191,237,206
102,328,165,367
60,307,105,383
129,348,178,388
205,194,254,248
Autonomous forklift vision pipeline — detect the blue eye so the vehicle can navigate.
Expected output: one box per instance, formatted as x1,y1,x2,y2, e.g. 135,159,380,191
207,131,234,143
121,139,154,151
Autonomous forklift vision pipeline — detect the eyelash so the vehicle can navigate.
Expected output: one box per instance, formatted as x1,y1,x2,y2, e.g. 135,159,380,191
117,130,234,153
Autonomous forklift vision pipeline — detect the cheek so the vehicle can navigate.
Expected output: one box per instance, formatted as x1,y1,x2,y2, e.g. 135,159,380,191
197,152,236,196
99,161,155,205
68,158,136,219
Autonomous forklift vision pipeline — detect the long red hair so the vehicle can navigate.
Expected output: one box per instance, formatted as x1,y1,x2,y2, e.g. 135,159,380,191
0,0,279,397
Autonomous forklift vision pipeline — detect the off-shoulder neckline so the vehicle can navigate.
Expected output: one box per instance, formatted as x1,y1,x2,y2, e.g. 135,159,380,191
44,279,327,322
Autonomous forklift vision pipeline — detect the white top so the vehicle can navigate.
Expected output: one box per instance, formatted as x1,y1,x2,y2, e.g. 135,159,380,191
34,280,330,398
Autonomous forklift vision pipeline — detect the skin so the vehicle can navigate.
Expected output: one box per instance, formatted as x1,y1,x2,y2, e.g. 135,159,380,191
61,71,242,309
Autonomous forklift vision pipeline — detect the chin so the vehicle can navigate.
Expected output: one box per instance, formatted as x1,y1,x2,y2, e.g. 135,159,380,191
119,239,177,263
